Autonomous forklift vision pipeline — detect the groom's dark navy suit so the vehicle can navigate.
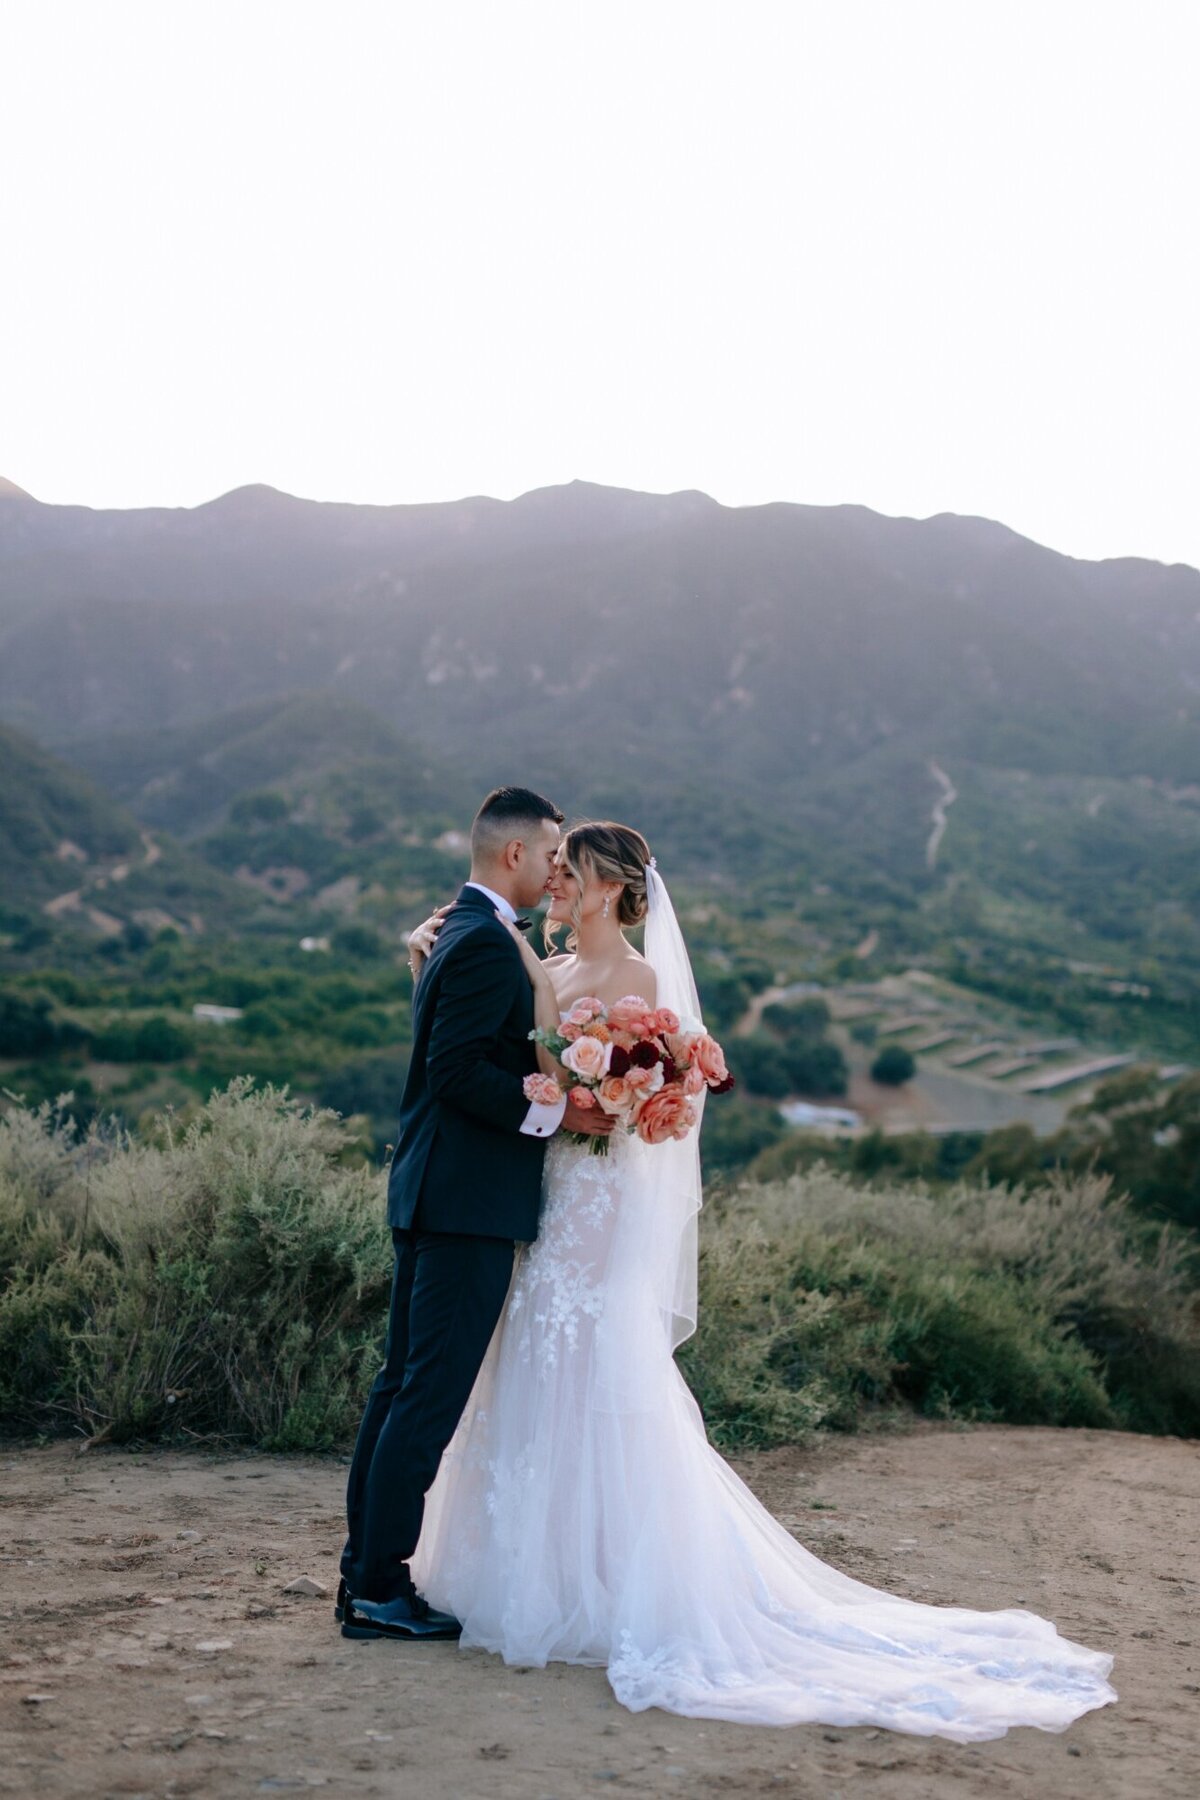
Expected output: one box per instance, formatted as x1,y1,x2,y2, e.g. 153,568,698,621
342,886,549,1604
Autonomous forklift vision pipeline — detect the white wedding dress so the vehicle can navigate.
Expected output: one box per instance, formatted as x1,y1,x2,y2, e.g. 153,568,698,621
412,1128,1115,1739
412,873,1116,1741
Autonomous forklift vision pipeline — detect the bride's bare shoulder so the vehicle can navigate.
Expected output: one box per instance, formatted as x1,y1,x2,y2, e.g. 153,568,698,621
543,953,575,993
622,949,657,1005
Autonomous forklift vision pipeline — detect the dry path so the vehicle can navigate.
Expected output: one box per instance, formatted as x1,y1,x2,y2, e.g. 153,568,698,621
1,1425,1196,1799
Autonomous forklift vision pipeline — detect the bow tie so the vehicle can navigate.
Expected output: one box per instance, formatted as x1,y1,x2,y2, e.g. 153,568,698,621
514,916,534,932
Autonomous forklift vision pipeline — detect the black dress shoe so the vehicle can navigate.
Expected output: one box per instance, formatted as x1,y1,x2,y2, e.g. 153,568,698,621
334,1577,347,1623
342,1592,462,1642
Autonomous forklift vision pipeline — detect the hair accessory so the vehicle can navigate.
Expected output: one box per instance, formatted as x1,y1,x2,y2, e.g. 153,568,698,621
647,857,657,871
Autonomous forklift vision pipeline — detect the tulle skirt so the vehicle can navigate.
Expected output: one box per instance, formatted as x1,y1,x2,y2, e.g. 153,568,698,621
412,1139,1116,1740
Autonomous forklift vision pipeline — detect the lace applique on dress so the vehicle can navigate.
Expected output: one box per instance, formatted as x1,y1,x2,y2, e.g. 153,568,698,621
505,1137,620,1367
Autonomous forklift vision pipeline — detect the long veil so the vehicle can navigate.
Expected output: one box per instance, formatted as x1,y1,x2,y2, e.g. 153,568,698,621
641,862,706,1352
591,862,705,1413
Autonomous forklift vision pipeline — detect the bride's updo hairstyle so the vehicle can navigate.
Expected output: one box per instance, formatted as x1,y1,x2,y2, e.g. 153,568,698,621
547,821,653,951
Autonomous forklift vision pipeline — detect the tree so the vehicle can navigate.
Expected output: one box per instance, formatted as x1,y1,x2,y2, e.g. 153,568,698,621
871,1044,916,1086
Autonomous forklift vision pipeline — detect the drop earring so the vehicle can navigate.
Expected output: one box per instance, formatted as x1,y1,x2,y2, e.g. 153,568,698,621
602,894,611,920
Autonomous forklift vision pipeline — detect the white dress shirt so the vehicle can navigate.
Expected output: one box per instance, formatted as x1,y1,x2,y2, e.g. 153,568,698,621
463,882,567,1139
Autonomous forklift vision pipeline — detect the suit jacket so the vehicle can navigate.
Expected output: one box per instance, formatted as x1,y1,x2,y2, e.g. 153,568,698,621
386,885,546,1240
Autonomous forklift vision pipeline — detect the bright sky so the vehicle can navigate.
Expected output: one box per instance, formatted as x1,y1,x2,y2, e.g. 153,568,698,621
1,1,1197,568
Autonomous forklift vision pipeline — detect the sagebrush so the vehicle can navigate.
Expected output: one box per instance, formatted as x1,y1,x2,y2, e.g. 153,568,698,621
1,1086,1195,1450
680,1165,1199,1447
0,1081,391,1447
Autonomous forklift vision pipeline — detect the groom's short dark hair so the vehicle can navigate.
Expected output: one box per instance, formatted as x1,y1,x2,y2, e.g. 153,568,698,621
471,786,564,859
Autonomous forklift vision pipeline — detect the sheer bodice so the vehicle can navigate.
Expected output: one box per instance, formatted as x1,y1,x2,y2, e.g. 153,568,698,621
411,1138,1116,1739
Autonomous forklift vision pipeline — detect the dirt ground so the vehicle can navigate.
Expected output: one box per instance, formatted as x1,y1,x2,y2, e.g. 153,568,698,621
1,1424,1196,1800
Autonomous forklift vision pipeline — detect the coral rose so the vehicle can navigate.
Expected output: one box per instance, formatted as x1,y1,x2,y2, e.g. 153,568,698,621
568,1085,597,1109
683,1063,706,1096
568,996,605,1025
559,1020,583,1042
561,1035,611,1082
692,1033,729,1086
652,1008,681,1035
635,1086,697,1145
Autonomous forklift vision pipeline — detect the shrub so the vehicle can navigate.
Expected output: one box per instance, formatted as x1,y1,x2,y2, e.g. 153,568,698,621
0,1082,390,1448
678,1164,1198,1448
2,1092,1194,1455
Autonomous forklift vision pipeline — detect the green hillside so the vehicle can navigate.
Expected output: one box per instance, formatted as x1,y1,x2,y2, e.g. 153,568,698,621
0,722,138,900
1,482,1197,1166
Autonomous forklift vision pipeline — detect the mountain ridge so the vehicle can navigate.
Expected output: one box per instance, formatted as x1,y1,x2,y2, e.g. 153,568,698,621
2,474,1195,574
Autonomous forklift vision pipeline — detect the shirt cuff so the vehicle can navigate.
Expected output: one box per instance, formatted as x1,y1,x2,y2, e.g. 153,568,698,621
520,1095,568,1138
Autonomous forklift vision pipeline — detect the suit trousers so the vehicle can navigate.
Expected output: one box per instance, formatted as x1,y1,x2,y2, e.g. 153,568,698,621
341,1224,515,1602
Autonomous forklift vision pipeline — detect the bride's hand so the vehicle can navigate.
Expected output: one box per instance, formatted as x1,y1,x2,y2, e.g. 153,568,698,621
406,903,452,979
498,915,552,990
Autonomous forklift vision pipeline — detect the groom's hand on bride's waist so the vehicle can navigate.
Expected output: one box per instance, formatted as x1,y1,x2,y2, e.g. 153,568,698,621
562,1097,614,1137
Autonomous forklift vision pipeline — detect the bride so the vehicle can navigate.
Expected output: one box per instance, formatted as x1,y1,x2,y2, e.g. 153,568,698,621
406,820,1116,1741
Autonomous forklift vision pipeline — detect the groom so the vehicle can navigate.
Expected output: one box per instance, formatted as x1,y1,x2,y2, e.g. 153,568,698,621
339,785,611,1641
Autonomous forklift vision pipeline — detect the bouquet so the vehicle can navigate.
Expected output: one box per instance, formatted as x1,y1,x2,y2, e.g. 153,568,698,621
524,995,735,1155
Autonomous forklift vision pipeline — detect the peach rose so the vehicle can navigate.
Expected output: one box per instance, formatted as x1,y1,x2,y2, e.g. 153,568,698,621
523,1073,564,1106
624,1061,665,1099
692,1033,728,1086
652,1007,681,1035
635,1086,697,1145
567,996,605,1024
559,1020,583,1042
561,1035,611,1082
568,1085,597,1109
597,1074,635,1115
683,1063,706,1096
606,995,653,1032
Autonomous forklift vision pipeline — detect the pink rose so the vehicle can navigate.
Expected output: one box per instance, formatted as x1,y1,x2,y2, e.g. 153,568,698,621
683,1063,706,1096
597,1074,635,1115
635,1086,698,1145
561,1035,611,1082
569,1085,597,1109
652,1008,681,1035
559,1020,583,1042
523,1073,563,1106
692,1033,728,1086
568,996,606,1024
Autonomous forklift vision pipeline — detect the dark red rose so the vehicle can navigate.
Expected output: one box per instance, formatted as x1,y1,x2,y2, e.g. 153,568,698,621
660,1057,678,1085
608,1044,632,1078
630,1042,661,1069
712,1073,736,1095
